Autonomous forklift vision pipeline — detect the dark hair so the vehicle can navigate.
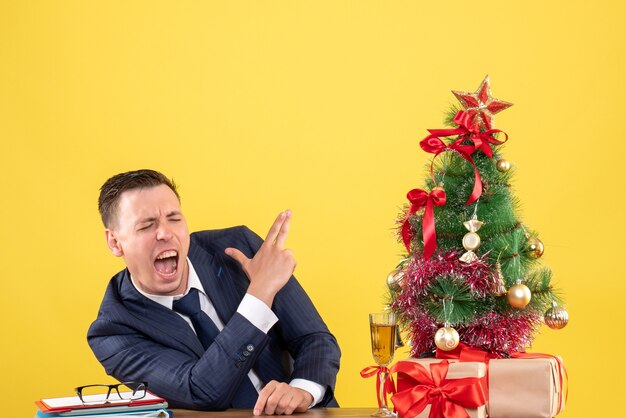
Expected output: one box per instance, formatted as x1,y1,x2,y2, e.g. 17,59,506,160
98,169,180,227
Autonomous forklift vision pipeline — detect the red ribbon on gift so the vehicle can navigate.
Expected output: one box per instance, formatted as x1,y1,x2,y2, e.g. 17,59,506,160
435,343,498,363
388,360,486,418
401,187,447,258
360,366,395,408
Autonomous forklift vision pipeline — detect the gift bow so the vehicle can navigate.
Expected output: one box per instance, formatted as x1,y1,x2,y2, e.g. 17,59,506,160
401,187,447,258
389,360,486,418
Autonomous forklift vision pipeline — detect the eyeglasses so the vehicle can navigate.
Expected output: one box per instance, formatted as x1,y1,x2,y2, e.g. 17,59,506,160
74,381,148,405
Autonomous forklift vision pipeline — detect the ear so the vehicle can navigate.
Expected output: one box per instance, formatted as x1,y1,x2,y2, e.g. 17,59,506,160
105,229,124,257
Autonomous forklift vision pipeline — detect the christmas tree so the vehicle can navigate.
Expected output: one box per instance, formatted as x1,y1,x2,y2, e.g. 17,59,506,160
389,76,568,357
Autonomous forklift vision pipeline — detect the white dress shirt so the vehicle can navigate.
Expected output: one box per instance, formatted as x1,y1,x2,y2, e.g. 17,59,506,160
131,258,325,407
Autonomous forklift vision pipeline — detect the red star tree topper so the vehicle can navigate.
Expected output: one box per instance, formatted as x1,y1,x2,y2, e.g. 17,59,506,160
452,75,513,130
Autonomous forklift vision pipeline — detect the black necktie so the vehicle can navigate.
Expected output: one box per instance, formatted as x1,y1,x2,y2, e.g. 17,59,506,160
172,288,219,350
172,288,259,407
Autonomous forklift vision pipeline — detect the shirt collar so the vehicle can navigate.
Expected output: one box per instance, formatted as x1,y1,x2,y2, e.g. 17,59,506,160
130,258,206,310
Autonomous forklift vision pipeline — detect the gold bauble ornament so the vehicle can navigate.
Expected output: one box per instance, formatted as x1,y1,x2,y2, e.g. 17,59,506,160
386,270,404,292
434,325,460,351
544,301,569,329
496,159,511,172
527,237,545,258
507,279,532,308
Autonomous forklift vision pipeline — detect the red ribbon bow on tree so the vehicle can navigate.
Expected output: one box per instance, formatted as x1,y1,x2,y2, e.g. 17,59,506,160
402,187,447,259
389,360,486,418
419,111,508,206
426,110,509,159
420,134,481,206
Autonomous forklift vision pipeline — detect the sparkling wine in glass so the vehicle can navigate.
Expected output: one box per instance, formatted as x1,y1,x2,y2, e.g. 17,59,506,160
369,312,397,417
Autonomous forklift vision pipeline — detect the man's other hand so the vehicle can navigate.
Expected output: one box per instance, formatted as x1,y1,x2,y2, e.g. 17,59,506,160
253,381,313,415
225,210,296,308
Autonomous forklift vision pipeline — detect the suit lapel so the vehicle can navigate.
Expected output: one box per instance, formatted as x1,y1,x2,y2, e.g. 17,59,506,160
118,270,205,357
188,241,245,326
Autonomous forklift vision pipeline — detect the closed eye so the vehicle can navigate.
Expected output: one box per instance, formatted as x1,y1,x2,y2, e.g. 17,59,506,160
166,213,182,222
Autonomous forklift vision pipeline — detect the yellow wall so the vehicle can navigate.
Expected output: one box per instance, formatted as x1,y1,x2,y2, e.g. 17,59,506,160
1,1,623,416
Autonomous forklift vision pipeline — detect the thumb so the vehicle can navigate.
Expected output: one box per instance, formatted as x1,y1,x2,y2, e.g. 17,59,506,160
225,247,249,266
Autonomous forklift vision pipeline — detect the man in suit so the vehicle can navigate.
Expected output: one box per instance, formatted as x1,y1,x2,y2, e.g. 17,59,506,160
87,169,341,414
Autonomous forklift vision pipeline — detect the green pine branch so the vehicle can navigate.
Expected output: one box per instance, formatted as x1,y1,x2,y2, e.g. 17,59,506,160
425,276,484,325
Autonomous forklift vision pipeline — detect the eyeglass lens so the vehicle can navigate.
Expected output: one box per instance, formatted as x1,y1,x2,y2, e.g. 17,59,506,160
78,382,146,404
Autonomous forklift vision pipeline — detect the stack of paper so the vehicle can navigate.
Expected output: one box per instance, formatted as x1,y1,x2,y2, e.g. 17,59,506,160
35,391,171,417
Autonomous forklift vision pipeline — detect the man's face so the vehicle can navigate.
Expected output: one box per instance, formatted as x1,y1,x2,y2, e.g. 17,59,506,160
105,184,190,296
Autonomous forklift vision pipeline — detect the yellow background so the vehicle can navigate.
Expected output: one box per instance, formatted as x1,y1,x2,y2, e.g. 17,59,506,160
1,1,624,417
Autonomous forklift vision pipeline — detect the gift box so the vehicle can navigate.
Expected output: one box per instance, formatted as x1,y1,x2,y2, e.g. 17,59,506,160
488,356,566,418
390,358,487,418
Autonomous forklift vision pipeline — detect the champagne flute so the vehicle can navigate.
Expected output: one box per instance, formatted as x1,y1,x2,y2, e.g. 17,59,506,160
369,312,397,417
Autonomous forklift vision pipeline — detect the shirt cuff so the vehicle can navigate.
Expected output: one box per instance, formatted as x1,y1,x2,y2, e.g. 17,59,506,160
289,379,326,408
237,293,279,333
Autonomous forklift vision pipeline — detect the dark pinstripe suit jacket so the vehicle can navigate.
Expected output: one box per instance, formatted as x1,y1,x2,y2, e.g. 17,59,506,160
87,226,341,410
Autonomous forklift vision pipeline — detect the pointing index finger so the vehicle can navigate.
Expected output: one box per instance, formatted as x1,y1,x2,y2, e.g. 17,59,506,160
264,211,287,244
275,210,291,249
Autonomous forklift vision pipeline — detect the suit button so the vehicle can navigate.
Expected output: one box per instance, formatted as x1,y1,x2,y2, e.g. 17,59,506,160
239,355,246,361
242,350,251,357
246,344,255,352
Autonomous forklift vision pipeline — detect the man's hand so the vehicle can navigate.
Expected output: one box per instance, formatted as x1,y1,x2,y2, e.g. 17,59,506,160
253,381,313,415
225,210,296,308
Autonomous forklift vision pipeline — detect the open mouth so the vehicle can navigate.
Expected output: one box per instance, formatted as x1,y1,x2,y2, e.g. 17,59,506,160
154,249,179,278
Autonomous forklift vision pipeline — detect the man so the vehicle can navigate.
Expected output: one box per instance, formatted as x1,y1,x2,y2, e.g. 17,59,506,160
87,169,340,414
